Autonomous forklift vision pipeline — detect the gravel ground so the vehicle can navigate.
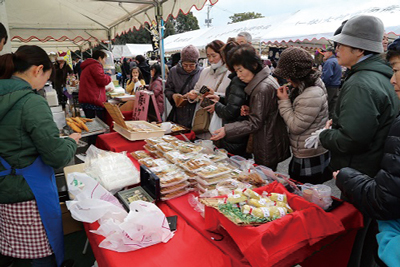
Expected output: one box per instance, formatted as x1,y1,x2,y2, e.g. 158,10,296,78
276,156,341,198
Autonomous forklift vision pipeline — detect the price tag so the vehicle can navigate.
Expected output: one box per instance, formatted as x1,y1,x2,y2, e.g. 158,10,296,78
261,207,270,218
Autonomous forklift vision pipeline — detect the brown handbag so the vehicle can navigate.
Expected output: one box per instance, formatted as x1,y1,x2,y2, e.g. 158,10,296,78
192,108,211,134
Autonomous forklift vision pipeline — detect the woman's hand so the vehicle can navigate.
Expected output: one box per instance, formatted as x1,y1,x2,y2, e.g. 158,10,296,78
187,90,198,101
204,103,216,113
240,105,250,116
132,77,139,83
277,85,289,100
333,170,340,180
325,119,332,129
69,133,81,144
206,94,220,102
210,127,226,141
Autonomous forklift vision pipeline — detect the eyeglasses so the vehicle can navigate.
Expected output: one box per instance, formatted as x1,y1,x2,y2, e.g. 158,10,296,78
182,63,197,69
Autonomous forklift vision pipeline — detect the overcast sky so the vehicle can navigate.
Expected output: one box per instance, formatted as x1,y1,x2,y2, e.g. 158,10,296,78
191,0,387,28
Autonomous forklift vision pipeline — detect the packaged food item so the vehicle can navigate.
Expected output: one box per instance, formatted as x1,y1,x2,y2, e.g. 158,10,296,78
242,205,288,219
269,193,287,203
176,142,203,153
161,135,179,143
160,181,190,194
145,137,164,146
130,150,151,160
155,142,175,153
196,164,231,178
248,198,273,207
195,174,230,186
143,144,157,153
242,188,261,200
237,171,266,188
161,187,189,201
181,157,213,172
227,190,248,204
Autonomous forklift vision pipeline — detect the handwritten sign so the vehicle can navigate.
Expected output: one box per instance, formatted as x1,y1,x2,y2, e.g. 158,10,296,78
132,90,162,123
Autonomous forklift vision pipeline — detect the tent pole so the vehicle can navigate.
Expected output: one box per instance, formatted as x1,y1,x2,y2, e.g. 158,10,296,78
157,3,167,121
0,0,12,54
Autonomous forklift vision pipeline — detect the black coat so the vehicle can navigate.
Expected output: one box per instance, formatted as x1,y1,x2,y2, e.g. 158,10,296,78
138,62,151,85
336,115,400,220
214,73,249,156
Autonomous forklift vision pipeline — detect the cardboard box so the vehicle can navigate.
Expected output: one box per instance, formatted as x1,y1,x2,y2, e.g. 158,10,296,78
60,202,83,235
63,163,85,200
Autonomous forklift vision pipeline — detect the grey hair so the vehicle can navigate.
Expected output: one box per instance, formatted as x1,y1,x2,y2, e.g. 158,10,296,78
237,32,252,43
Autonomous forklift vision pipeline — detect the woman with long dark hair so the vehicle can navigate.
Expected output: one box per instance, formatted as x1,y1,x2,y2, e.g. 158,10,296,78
125,66,145,95
0,45,80,266
148,63,164,117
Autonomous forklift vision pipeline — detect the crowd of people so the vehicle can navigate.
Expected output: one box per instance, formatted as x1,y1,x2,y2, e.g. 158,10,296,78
1,12,400,266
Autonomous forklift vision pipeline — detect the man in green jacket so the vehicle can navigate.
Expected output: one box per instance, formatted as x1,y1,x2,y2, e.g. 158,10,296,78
320,15,400,178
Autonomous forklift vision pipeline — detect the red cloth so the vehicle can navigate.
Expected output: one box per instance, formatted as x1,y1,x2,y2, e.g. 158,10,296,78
95,131,196,153
84,203,232,267
78,59,112,107
203,182,363,267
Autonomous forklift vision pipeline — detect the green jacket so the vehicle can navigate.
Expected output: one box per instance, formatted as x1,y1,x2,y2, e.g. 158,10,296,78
320,55,400,177
0,78,77,203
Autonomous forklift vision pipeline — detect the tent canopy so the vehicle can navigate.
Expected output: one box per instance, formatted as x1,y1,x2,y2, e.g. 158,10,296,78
112,43,153,59
5,0,218,52
163,0,400,52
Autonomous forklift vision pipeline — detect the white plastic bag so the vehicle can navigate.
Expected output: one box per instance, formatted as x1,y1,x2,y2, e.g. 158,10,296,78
209,113,223,134
66,173,173,252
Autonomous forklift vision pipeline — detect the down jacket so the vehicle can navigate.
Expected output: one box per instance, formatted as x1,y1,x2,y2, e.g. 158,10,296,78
224,67,290,169
215,73,249,156
336,115,400,220
78,59,112,107
278,79,329,158
320,54,400,177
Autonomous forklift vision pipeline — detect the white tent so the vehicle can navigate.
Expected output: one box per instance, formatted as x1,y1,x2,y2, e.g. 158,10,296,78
163,0,400,52
2,0,218,53
112,44,153,59
261,0,400,47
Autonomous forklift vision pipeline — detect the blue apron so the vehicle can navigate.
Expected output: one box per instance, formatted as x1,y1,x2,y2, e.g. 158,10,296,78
0,156,64,267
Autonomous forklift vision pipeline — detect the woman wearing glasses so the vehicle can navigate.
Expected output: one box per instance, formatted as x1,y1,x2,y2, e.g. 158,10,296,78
165,45,203,128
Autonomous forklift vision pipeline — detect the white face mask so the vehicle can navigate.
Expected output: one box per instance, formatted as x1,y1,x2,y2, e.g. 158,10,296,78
210,60,223,70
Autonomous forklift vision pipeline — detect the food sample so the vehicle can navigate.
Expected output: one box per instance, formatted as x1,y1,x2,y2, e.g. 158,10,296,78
128,123,156,132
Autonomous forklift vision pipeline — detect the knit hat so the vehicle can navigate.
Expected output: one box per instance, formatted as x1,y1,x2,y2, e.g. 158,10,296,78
274,47,314,80
388,37,400,52
330,15,384,53
57,52,67,61
181,45,200,63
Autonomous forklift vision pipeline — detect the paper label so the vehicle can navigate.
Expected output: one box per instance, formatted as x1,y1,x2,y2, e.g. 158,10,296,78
261,207,270,218
277,207,286,217
259,199,267,205
232,194,241,199
277,194,284,202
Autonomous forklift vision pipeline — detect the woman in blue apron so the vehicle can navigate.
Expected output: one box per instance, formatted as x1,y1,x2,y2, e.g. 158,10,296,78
0,45,80,267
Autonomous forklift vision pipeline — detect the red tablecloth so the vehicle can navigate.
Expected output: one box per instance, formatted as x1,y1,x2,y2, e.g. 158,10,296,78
95,131,196,153
166,185,364,267
85,203,232,267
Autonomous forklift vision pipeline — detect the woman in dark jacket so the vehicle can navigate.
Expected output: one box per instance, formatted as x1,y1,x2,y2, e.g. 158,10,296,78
165,45,202,128
211,45,290,170
136,55,151,85
206,41,249,157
